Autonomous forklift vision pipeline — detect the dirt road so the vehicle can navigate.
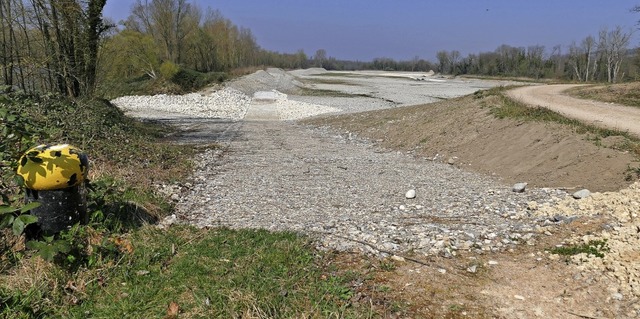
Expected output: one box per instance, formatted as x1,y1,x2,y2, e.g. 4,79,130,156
507,84,640,137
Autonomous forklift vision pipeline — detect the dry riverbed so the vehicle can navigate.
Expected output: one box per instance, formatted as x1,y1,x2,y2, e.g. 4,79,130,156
115,68,640,318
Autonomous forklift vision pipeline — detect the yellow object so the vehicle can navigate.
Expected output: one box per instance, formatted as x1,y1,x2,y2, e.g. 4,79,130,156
17,144,89,190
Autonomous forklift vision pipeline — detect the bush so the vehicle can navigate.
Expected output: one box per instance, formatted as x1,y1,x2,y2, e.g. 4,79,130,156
159,61,179,80
170,68,227,92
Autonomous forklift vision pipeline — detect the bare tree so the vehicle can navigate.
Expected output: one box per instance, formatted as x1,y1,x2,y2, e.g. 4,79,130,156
436,50,449,73
599,26,632,83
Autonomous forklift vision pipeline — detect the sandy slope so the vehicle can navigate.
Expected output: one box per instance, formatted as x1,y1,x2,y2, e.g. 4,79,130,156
507,84,640,137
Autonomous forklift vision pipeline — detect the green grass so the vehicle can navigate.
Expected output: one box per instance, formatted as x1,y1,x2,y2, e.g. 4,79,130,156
1,226,370,318
550,239,609,258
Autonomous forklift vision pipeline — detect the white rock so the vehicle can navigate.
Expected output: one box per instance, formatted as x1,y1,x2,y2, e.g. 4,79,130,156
405,189,416,199
512,182,528,193
572,189,591,199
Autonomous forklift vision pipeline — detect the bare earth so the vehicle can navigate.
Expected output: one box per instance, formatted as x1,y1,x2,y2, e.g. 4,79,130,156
507,84,640,138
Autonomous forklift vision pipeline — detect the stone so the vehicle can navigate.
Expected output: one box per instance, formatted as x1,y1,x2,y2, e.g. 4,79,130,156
512,183,528,193
391,255,405,262
405,189,416,199
572,189,591,199
447,157,456,165
466,265,478,273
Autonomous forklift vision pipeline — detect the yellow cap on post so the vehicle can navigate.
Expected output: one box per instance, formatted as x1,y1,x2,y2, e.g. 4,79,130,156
17,144,89,191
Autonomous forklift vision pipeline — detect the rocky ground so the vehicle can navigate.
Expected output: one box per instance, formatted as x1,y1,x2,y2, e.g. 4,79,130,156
112,68,640,318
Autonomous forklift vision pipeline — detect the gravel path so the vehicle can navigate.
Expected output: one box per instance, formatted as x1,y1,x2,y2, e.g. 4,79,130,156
114,69,572,257
172,118,569,256
159,94,569,257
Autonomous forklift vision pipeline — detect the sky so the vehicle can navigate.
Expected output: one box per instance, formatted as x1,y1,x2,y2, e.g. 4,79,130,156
103,0,640,62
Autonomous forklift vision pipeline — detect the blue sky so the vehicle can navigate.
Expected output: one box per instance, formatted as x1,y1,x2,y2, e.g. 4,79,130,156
103,0,640,61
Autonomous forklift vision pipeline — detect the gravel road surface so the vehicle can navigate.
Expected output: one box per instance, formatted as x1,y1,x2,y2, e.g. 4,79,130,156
116,69,572,257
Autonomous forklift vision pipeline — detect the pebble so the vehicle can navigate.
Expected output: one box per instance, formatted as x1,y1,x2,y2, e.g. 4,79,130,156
512,182,528,193
572,189,591,199
406,189,416,199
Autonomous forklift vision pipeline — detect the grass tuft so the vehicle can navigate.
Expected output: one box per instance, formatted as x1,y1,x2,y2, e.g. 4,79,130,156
550,240,609,258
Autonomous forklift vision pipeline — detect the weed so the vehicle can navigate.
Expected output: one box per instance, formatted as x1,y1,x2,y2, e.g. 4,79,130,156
550,239,609,258
379,260,397,271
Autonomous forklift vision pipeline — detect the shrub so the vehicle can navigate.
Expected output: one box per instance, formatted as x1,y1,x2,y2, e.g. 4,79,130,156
171,68,227,92
159,61,180,80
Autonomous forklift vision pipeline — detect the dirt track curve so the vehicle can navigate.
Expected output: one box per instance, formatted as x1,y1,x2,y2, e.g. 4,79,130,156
507,84,640,137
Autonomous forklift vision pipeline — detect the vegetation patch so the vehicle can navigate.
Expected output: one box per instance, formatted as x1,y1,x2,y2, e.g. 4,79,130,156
559,240,610,258
550,240,609,258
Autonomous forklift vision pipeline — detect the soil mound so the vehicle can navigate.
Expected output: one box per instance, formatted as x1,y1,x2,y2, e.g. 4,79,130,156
303,94,638,192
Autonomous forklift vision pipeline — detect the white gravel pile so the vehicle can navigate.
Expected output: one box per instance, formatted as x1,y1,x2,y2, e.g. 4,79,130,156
111,87,251,120
532,182,640,302
274,98,340,120
228,68,304,95
252,90,340,120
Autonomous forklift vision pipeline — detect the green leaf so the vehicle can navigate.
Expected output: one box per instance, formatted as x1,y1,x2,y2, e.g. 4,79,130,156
17,214,38,225
0,214,14,228
0,205,17,214
20,202,41,213
37,245,57,261
13,174,24,187
54,240,71,254
12,217,25,235
26,240,46,250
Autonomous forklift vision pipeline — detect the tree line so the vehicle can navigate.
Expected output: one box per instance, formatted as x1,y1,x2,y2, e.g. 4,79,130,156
1,0,639,98
433,26,636,83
